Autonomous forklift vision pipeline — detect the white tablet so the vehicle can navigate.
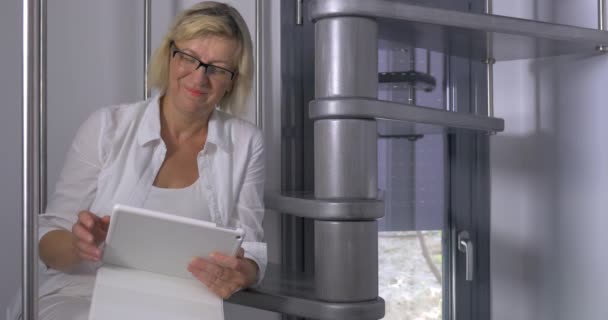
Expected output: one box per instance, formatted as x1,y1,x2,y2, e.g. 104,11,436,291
103,204,245,279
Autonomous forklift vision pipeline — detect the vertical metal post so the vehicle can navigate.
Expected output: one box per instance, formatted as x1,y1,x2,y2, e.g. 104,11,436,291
255,0,263,128
315,18,377,99
484,58,495,118
444,49,454,112
314,119,377,198
485,0,492,16
315,221,379,301
296,0,303,25
23,0,41,318
450,225,457,320
39,0,47,211
314,17,378,198
408,47,417,105
598,0,608,51
484,0,495,119
144,0,151,99
599,0,606,30
314,16,379,303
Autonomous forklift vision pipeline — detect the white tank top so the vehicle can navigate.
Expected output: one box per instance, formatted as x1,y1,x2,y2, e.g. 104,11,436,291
142,179,212,221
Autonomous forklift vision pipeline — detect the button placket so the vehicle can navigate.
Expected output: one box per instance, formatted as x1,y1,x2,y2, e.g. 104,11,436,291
200,155,219,224
203,157,212,189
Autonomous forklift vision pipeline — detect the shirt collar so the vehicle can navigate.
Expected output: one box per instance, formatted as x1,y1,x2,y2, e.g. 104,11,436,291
137,94,232,153
137,95,162,146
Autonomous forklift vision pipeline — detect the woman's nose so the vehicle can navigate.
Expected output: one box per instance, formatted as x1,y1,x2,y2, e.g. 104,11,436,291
189,66,211,86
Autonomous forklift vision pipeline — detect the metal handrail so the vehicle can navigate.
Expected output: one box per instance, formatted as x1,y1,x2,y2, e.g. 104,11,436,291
144,0,151,99
255,0,263,129
22,0,42,318
39,0,47,213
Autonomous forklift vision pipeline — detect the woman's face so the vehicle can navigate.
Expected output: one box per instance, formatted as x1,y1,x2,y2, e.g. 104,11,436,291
166,36,238,116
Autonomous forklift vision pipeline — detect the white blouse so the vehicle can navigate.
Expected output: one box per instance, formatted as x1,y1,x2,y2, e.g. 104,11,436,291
36,95,267,299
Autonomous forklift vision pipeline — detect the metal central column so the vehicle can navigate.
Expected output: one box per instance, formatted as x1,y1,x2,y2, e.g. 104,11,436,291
313,17,379,303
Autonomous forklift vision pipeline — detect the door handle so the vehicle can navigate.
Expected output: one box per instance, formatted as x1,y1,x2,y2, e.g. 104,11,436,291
458,231,474,281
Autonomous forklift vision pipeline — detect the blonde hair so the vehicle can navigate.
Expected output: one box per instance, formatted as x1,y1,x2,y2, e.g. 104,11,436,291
148,1,253,116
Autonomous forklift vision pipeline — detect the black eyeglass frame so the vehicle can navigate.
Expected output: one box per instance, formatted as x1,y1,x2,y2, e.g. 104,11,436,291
169,41,236,80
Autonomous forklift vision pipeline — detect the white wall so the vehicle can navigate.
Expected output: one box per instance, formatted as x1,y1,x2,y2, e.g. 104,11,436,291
491,1,608,319
46,0,144,196
0,0,24,316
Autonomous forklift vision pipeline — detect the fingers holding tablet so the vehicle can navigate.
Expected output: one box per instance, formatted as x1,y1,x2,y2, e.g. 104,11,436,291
71,211,110,262
187,252,256,299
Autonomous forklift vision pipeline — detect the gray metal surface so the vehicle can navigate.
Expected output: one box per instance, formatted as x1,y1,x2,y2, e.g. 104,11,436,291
39,0,47,212
23,0,41,318
600,0,606,30
598,0,608,51
310,98,505,133
314,221,379,302
143,0,151,99
376,118,446,137
296,0,303,25
312,14,381,313
484,59,495,118
458,231,474,281
314,119,378,199
265,192,384,221
227,264,385,319
310,0,608,61
449,131,492,320
255,0,263,128
314,17,377,98
484,0,494,119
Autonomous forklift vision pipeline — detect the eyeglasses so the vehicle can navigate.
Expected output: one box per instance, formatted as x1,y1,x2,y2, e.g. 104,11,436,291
170,42,236,82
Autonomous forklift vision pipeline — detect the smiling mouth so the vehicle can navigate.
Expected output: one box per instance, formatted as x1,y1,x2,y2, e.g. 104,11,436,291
185,87,206,97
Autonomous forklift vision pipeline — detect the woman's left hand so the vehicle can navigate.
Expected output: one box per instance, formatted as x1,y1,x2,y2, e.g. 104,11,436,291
188,248,258,299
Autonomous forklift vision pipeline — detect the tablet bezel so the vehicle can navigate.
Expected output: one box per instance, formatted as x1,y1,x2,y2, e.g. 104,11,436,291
102,204,245,279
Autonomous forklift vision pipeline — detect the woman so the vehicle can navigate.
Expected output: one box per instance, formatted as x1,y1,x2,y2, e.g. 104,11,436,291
16,2,265,319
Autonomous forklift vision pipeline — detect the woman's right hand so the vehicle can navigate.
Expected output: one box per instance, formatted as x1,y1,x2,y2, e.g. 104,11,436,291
71,211,110,262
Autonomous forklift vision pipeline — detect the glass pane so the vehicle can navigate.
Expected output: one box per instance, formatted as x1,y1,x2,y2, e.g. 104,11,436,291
377,33,447,319
379,231,442,320
377,135,446,320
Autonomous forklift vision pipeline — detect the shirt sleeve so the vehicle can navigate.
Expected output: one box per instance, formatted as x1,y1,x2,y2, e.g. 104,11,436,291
235,128,267,287
39,109,106,272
